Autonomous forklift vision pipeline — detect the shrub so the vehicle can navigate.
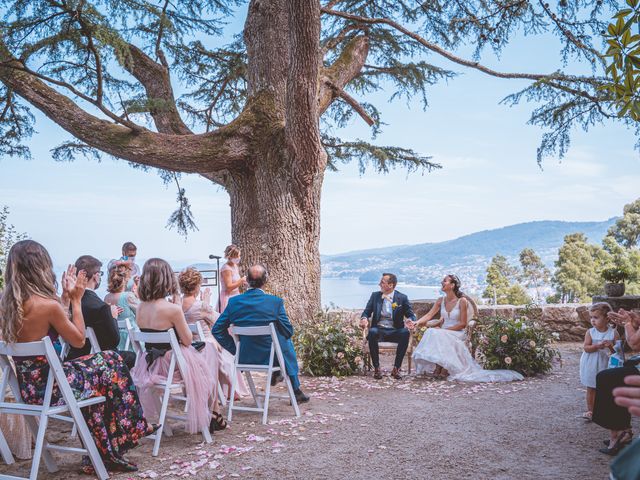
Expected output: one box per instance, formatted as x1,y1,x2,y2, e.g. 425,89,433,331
470,315,560,377
294,309,364,377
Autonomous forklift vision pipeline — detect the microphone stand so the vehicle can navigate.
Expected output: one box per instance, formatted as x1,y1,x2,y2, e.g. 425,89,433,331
209,254,222,312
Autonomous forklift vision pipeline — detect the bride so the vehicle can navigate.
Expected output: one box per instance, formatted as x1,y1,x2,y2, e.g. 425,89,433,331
410,274,523,382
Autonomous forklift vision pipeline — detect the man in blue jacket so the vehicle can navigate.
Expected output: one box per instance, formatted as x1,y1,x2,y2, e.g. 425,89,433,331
212,264,310,404
360,273,416,380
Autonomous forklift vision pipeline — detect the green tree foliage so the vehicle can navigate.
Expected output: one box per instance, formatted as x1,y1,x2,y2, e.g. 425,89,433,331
519,248,551,303
0,206,27,289
601,0,640,121
483,255,532,305
552,233,609,302
607,198,640,247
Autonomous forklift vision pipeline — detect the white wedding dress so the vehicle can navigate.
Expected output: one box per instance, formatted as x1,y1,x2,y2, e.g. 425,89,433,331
413,298,524,382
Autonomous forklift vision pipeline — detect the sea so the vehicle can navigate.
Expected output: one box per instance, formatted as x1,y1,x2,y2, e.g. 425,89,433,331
53,265,441,310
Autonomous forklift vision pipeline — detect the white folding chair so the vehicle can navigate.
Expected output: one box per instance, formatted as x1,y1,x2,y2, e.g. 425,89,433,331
0,337,109,480
58,327,100,362
128,327,212,456
117,319,132,351
227,323,300,425
187,323,226,407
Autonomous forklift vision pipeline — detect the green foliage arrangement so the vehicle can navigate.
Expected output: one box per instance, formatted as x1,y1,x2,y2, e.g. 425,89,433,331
294,310,363,377
602,266,632,284
471,315,560,377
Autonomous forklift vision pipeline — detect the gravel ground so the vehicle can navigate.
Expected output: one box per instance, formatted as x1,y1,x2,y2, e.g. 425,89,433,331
2,343,637,480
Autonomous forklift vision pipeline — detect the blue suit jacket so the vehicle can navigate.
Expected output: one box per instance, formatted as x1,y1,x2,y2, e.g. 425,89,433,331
212,288,298,376
361,290,416,329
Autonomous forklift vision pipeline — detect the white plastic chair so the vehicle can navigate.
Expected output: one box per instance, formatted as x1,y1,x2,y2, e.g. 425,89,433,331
58,326,100,361
187,322,226,407
127,326,212,456
0,336,109,480
227,323,300,425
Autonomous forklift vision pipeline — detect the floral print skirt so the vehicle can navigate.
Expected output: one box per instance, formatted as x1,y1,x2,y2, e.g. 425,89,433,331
15,350,152,468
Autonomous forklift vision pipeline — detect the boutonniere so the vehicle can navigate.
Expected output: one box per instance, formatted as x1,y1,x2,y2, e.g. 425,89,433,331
392,302,398,309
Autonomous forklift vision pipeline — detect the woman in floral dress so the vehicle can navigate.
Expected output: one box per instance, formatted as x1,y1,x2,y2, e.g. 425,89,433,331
0,240,154,473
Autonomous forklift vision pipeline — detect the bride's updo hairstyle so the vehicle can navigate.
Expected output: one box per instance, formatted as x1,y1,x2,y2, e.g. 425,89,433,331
445,274,463,299
138,258,178,301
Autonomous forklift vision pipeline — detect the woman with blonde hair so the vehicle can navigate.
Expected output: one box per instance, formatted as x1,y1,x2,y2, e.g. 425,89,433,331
104,264,140,349
0,240,153,473
219,244,246,312
131,258,227,433
179,267,248,398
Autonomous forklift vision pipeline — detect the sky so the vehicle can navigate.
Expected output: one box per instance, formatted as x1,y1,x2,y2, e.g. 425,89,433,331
1,7,639,269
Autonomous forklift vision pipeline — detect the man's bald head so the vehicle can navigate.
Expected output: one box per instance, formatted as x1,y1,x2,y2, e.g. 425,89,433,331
247,264,268,289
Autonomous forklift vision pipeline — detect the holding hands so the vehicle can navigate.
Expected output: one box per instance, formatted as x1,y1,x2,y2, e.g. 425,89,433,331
405,319,417,331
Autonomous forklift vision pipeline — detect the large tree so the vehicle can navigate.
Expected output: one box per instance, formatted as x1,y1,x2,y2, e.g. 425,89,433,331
553,233,609,302
0,0,626,321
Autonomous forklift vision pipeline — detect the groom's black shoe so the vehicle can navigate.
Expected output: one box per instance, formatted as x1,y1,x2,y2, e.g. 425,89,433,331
373,368,383,380
293,389,310,404
391,367,402,380
270,372,284,386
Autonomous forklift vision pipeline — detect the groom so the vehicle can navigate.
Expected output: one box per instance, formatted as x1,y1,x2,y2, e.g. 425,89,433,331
360,273,416,380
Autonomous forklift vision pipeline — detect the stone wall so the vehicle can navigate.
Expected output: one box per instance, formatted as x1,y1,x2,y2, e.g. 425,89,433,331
410,300,591,342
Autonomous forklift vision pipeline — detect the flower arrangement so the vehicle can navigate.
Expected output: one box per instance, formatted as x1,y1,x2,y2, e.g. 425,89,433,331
470,315,560,377
294,309,364,377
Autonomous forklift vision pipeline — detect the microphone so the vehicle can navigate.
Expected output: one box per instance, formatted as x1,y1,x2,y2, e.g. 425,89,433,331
208,254,222,260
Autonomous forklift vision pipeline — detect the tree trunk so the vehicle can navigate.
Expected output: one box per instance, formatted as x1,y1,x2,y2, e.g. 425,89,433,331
227,160,323,324
225,0,324,323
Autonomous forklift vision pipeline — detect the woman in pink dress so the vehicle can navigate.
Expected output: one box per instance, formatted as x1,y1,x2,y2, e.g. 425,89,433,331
219,244,246,313
131,258,227,434
179,267,249,398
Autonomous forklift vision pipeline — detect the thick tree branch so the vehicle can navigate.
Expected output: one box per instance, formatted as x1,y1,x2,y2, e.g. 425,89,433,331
321,8,611,107
0,54,249,174
326,80,374,126
319,34,369,115
125,44,192,135
321,8,591,83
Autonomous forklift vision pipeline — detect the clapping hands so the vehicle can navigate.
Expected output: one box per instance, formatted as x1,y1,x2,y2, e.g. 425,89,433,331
201,287,212,305
608,308,640,328
62,265,87,303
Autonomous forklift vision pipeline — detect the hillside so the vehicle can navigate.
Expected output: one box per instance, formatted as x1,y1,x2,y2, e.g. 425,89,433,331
321,218,616,292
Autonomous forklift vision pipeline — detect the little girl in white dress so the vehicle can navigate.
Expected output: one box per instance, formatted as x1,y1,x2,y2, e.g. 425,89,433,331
579,302,618,420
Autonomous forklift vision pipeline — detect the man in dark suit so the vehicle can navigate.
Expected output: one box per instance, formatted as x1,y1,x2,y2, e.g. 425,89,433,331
66,255,136,369
360,273,416,380
212,264,310,404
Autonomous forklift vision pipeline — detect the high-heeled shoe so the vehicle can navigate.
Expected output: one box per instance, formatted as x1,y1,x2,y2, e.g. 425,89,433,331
599,431,632,456
209,411,227,432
